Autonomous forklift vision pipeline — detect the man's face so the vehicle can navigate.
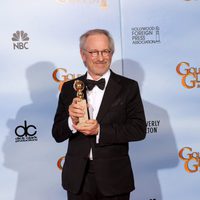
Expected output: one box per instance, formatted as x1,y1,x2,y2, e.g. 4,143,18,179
80,34,113,80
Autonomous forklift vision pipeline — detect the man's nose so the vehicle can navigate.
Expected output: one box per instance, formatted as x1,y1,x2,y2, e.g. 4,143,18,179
97,52,104,60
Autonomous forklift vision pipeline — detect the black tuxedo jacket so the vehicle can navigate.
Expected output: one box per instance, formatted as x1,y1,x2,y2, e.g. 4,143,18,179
52,70,146,196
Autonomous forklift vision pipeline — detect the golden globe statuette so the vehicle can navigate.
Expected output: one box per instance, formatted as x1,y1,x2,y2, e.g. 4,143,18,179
73,80,88,127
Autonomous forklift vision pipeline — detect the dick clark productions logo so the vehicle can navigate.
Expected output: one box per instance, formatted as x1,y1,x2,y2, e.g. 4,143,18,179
12,30,30,50
15,120,37,142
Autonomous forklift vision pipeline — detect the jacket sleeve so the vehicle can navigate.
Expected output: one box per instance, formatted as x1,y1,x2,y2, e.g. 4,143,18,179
98,81,146,146
52,82,75,143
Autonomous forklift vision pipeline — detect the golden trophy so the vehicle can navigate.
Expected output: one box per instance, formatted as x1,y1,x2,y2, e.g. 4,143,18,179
73,80,88,127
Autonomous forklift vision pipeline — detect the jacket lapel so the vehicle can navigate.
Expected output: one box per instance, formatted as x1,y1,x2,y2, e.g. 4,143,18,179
96,71,122,122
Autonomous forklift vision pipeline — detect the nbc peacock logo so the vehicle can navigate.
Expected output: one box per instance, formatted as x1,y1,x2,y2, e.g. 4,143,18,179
12,30,30,50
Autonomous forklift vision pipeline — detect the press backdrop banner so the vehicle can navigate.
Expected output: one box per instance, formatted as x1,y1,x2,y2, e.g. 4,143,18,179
0,0,200,200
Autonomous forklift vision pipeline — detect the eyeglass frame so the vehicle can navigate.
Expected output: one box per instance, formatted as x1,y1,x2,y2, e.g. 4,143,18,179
82,49,113,58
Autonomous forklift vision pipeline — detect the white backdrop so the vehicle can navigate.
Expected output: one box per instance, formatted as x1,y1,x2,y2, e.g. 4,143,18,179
0,0,200,200
120,1,200,199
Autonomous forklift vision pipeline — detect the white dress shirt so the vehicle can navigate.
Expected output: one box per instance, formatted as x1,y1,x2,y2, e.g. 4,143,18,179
87,70,110,159
68,70,111,160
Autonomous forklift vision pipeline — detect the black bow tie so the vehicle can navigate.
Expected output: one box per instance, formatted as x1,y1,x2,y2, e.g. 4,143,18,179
86,78,105,90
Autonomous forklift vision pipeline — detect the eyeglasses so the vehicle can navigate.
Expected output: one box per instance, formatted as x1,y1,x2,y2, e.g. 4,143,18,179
83,49,112,58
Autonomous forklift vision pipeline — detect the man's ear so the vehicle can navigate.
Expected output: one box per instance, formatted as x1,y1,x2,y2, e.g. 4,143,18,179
80,49,86,62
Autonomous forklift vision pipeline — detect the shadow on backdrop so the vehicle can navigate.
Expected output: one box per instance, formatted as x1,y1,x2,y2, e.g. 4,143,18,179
112,59,179,200
3,62,66,200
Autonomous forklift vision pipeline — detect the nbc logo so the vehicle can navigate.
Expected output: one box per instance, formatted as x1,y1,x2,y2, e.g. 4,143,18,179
12,30,30,50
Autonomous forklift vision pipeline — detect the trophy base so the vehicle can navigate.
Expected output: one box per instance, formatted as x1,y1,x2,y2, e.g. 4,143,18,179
76,122,87,129
77,99,88,127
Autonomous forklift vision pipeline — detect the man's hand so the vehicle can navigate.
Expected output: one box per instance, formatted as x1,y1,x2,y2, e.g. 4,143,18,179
68,97,85,125
73,120,100,136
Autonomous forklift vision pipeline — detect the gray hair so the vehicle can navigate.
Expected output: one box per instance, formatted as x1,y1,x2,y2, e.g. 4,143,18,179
79,29,115,53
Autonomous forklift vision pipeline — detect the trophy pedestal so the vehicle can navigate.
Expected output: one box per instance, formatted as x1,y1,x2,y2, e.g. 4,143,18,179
77,99,88,128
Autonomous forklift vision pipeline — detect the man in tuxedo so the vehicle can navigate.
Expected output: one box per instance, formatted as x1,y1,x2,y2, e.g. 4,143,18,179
52,29,146,200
